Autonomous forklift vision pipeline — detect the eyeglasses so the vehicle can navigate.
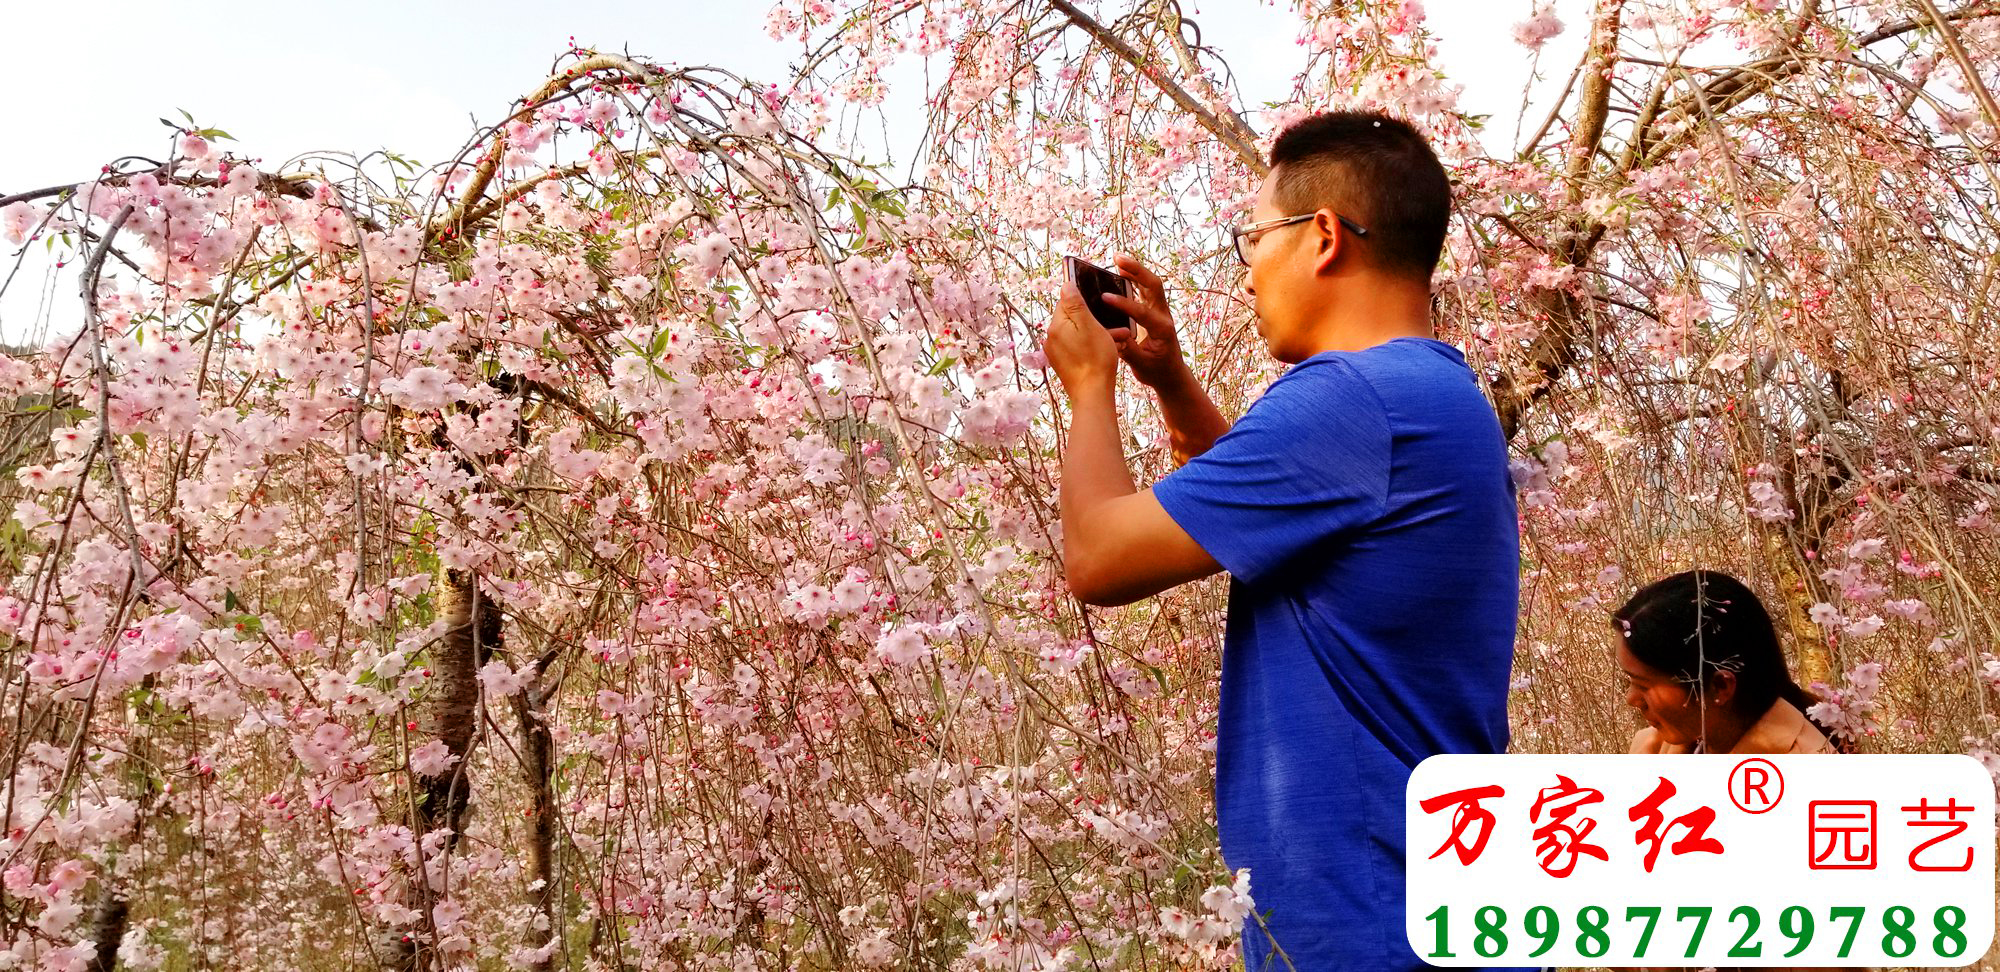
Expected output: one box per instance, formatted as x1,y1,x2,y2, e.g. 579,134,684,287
1230,212,1368,266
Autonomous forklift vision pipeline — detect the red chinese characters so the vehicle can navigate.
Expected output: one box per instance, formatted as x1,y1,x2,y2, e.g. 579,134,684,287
1529,775,1609,877
1420,785,1504,865
1808,800,1877,870
1628,777,1724,872
1902,797,1975,872
1420,776,1728,873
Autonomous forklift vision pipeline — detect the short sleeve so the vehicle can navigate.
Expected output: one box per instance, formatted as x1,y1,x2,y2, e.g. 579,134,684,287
1152,358,1390,585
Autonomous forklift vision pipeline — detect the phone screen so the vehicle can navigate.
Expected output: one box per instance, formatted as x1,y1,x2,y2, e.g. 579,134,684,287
1064,257,1131,330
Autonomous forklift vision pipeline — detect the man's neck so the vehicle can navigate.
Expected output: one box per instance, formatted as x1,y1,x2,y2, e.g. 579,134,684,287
1301,283,1436,354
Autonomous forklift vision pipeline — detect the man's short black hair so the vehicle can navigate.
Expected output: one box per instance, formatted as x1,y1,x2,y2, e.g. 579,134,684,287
1268,111,1451,282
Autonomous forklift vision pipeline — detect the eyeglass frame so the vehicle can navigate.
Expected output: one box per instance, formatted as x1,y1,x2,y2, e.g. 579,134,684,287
1229,211,1368,266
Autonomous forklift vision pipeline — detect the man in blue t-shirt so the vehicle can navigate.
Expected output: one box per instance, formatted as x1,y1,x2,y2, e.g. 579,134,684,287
1043,111,1522,970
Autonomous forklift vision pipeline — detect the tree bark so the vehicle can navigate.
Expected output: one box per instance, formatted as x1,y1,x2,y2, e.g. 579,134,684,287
84,891,128,972
1493,0,1624,440
512,679,559,972
422,566,490,841
380,566,494,972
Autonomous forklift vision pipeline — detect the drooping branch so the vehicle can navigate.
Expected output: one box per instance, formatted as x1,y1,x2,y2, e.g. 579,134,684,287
455,153,654,229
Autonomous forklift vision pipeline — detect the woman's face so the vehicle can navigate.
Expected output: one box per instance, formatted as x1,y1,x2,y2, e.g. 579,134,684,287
1613,632,1722,747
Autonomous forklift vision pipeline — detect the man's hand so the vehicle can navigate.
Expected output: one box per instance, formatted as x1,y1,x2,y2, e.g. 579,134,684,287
1081,254,1231,463
1099,254,1190,389
1045,278,1131,397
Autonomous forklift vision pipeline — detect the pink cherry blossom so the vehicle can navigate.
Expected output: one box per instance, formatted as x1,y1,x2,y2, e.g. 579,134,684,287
408,740,460,777
875,627,931,666
1511,4,1564,50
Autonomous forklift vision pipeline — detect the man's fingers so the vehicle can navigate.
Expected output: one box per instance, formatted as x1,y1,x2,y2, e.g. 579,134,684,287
1112,253,1161,287
1112,254,1167,298
1054,280,1092,333
1100,291,1165,323
1101,293,1173,341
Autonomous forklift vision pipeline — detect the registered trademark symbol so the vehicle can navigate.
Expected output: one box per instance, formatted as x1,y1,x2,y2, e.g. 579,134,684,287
1730,757,1785,814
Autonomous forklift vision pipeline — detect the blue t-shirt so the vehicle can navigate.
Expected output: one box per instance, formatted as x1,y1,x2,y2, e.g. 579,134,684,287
1153,337,1522,971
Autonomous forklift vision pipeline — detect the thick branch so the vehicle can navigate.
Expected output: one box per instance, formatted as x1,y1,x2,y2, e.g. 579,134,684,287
1637,1,2000,166
1914,0,2000,130
1046,0,1267,174
429,55,673,243
1491,0,1624,440
1564,0,1626,191
1152,0,1264,164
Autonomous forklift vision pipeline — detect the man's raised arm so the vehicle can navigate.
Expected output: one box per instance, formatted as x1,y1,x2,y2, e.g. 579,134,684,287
1099,255,1231,464
1044,277,1222,606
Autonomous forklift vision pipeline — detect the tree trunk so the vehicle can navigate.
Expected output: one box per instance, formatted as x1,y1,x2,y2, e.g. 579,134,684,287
85,891,128,972
380,566,494,972
513,679,558,972
421,566,489,839
1760,528,1835,687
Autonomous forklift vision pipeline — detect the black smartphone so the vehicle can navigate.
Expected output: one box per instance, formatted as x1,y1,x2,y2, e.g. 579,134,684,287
1063,256,1131,330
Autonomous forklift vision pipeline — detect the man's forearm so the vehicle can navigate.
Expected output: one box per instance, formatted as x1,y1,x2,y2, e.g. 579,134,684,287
1057,379,1139,599
1059,381,1139,522
1150,364,1231,465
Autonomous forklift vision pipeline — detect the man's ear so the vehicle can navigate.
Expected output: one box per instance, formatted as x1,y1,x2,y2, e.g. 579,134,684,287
1312,208,1345,276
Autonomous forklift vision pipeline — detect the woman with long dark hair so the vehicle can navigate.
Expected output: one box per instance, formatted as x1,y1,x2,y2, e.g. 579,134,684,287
1613,570,1845,755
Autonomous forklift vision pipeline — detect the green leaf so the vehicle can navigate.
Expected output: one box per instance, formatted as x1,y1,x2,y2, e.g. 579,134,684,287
196,128,235,141
925,356,956,376
869,188,906,218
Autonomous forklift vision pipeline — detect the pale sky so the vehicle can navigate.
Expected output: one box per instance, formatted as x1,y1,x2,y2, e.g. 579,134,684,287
0,0,1572,343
